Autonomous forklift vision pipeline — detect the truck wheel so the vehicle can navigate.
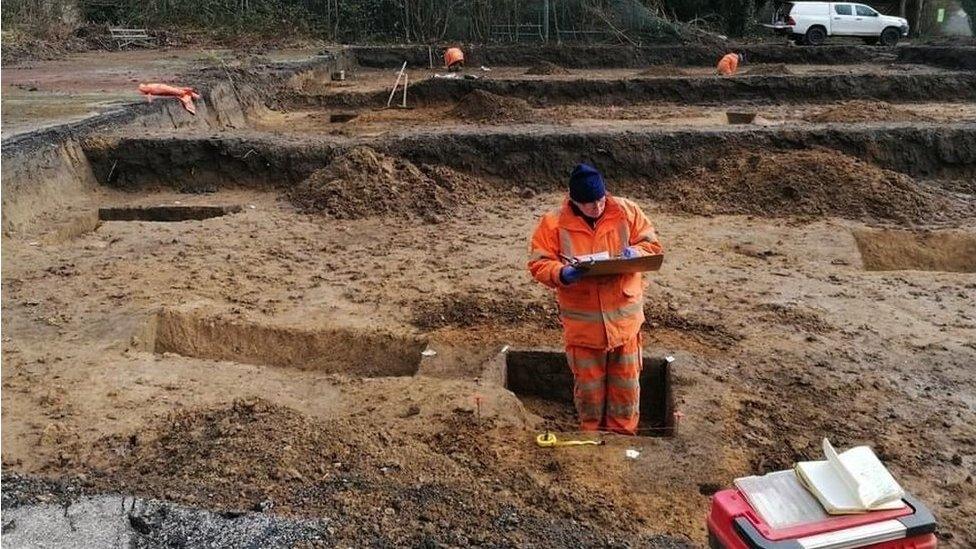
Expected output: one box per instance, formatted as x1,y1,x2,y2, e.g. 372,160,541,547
805,26,826,46
880,27,900,46
862,37,879,45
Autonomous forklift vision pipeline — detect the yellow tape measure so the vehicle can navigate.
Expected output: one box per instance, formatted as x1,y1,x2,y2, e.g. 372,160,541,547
535,432,604,448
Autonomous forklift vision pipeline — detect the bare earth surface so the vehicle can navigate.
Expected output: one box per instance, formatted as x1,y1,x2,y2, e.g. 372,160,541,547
1,48,321,137
256,101,976,136
3,51,976,547
2,177,974,545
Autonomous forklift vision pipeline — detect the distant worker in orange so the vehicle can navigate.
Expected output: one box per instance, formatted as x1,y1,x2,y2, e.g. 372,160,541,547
527,164,664,435
444,47,464,71
717,52,745,76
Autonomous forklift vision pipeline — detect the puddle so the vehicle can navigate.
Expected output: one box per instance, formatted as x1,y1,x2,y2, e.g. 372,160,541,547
99,205,242,222
142,309,427,377
499,349,676,437
853,228,976,272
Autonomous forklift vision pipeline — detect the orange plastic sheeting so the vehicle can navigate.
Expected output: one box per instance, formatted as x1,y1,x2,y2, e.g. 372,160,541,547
138,83,202,115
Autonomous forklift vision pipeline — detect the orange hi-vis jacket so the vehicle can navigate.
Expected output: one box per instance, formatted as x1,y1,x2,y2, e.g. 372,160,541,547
444,47,464,68
528,196,663,349
717,53,739,76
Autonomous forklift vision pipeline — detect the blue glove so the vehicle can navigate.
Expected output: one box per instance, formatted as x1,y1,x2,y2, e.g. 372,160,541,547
621,246,641,259
559,265,583,285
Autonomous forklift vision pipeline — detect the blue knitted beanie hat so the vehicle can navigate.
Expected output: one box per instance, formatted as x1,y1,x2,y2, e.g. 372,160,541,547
568,163,606,203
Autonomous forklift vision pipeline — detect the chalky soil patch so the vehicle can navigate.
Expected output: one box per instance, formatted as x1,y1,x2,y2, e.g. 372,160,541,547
853,228,976,272
500,350,676,437
142,308,427,377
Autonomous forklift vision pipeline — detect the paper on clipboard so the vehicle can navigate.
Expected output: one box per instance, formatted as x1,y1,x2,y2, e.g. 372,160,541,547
575,254,664,277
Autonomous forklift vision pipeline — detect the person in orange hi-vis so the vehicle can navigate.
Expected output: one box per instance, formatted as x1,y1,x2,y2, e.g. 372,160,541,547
444,47,464,71
716,52,745,75
527,164,664,435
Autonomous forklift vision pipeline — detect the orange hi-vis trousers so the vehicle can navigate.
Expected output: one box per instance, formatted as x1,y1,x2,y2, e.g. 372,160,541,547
566,334,642,435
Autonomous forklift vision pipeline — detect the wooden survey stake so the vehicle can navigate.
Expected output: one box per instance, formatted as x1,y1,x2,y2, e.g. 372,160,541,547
578,254,664,277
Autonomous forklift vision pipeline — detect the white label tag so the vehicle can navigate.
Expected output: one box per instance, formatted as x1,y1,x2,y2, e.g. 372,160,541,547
575,251,610,262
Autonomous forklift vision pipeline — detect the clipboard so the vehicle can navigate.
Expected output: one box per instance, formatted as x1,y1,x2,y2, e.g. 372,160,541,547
576,254,664,277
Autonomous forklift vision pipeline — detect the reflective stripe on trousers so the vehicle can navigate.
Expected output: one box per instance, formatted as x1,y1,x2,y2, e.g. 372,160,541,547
566,334,642,435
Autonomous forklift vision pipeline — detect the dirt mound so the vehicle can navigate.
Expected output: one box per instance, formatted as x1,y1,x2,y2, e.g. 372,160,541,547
86,399,366,512
638,65,689,77
745,63,793,75
289,147,482,221
656,147,965,223
525,61,571,75
77,399,687,546
450,90,533,123
803,100,932,123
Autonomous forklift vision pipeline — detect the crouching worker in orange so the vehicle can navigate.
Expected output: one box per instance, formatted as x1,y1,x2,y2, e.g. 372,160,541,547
444,47,464,71
527,164,663,435
717,52,744,75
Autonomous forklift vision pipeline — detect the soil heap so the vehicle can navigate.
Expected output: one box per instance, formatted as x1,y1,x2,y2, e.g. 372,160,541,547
656,147,964,223
639,65,690,77
525,61,571,75
74,399,686,547
289,147,481,221
745,64,793,75
803,100,932,123
450,90,533,123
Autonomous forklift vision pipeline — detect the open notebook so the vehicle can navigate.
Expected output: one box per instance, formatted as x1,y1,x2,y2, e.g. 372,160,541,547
794,438,905,514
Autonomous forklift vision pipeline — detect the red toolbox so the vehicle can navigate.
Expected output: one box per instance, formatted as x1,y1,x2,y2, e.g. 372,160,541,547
708,488,937,549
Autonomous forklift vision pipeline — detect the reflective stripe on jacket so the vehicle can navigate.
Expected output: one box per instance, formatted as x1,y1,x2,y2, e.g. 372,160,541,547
528,195,663,349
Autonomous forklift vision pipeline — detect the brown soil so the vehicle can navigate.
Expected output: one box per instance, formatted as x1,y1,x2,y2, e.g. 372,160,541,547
853,228,976,272
656,147,970,223
639,65,690,77
745,63,793,75
449,89,533,122
4,185,975,546
525,61,571,75
72,398,692,546
413,289,560,330
5,53,976,549
289,146,485,221
804,100,933,123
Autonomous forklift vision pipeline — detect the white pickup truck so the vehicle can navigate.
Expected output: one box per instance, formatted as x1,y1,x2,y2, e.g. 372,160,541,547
767,2,910,46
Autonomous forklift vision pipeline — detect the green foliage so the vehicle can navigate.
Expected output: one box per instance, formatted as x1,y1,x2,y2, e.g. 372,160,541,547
961,0,976,33
2,0,771,43
3,0,81,40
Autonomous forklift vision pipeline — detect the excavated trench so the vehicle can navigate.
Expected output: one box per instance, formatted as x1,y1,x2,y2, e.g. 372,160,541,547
98,205,242,222
349,44,972,70
288,72,976,109
82,124,976,191
143,308,428,377
853,228,976,272
501,350,676,437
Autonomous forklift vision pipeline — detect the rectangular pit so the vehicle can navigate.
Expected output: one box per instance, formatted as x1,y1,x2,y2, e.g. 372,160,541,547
145,309,427,377
99,205,242,222
503,350,675,437
853,228,976,273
